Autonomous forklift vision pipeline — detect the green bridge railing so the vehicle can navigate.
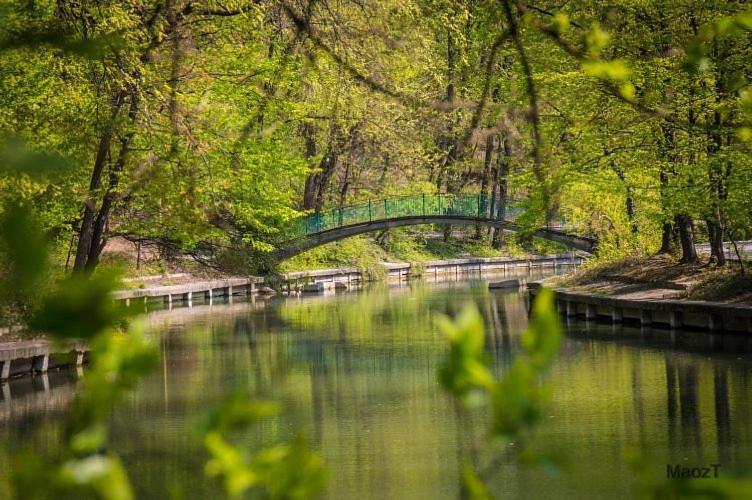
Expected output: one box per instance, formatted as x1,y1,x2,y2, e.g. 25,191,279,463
287,193,535,239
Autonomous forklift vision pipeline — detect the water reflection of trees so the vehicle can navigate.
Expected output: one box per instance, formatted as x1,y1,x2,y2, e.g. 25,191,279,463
664,353,744,470
7,287,752,498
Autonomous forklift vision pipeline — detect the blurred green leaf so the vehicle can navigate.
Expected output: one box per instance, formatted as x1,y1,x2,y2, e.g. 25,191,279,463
582,60,631,82
439,291,563,493
66,325,158,440
252,434,328,500
0,29,125,59
198,392,279,436
550,13,570,34
201,393,327,499
57,455,133,500
69,424,107,455
204,432,258,498
522,288,563,370
735,10,752,31
437,304,495,402
461,463,493,500
0,201,48,299
0,136,69,178
30,271,129,339
584,23,610,57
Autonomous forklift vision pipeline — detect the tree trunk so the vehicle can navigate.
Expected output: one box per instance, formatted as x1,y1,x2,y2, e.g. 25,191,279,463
301,123,318,210
476,134,495,240
705,38,730,267
73,90,125,272
613,162,637,235
675,214,698,263
626,186,637,235
658,222,674,254
339,158,351,209
706,218,726,266
314,152,338,213
78,90,138,272
439,28,458,244
492,134,511,249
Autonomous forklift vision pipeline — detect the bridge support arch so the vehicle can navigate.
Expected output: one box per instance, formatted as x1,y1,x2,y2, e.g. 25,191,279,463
275,215,596,260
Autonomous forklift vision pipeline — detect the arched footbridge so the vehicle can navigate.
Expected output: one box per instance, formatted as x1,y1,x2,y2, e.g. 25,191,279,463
277,193,597,259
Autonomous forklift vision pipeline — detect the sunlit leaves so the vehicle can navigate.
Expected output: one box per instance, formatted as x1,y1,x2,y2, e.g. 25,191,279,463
740,88,752,142
684,9,752,74
0,28,125,59
549,13,570,35
585,23,610,58
581,60,631,82
699,9,752,39
582,56,635,102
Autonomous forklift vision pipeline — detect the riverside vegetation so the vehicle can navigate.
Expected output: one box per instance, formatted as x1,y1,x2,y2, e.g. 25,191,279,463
2,0,752,499
6,202,752,499
1,1,752,288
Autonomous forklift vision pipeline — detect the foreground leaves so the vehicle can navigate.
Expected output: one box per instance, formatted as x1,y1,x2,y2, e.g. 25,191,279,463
200,393,328,499
437,288,562,498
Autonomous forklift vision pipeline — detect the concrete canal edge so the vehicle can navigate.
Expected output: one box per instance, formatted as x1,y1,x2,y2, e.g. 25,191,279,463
528,282,752,334
1,253,582,382
0,340,87,382
111,253,584,305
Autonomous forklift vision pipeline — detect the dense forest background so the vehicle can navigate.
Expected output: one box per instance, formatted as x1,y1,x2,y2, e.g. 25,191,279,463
1,0,751,276
1,2,752,498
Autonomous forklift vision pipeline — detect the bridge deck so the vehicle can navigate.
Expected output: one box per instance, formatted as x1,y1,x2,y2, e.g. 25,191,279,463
277,194,597,259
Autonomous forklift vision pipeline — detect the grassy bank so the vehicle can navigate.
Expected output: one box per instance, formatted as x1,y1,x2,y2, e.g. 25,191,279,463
277,227,567,275
97,226,569,288
551,254,752,305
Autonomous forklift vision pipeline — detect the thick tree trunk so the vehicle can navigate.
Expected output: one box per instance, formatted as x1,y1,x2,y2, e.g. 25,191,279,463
657,125,678,256
704,38,731,267
706,218,726,266
73,91,125,272
314,153,338,213
77,90,138,272
86,110,137,269
675,214,698,263
658,222,674,254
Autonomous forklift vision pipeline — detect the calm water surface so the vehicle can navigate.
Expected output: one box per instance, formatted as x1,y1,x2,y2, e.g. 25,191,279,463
2,271,752,499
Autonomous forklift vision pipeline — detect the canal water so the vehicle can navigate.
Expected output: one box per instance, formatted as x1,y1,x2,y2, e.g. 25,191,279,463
2,270,752,499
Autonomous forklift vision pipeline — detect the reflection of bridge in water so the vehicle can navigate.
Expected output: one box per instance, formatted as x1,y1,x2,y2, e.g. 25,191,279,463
277,193,597,259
